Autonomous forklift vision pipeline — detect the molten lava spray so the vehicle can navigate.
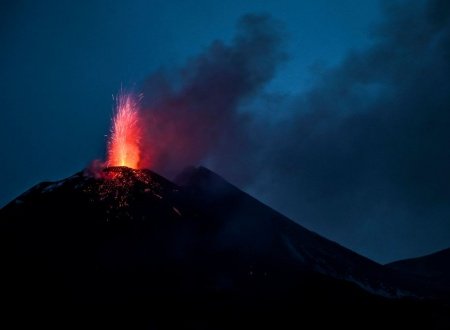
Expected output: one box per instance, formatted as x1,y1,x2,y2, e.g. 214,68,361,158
107,93,142,169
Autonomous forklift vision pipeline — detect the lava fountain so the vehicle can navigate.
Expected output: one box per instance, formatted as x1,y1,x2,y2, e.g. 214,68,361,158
107,93,142,169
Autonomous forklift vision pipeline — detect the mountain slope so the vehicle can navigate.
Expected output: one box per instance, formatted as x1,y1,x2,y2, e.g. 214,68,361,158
0,166,448,329
175,166,411,297
387,248,450,295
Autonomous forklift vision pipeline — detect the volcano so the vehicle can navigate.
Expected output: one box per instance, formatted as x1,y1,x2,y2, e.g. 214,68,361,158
1,166,449,329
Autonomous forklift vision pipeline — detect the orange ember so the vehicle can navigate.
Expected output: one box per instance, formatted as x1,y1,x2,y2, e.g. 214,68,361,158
107,93,142,169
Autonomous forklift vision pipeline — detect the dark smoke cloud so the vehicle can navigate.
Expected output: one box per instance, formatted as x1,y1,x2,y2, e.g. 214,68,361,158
138,1,450,263
252,0,450,262
139,14,285,179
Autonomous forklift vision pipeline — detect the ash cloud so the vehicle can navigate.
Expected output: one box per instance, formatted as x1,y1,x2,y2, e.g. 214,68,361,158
253,0,450,262
139,14,285,179
138,1,450,263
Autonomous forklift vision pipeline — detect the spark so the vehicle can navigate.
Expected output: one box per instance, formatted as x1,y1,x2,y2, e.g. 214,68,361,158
107,92,142,169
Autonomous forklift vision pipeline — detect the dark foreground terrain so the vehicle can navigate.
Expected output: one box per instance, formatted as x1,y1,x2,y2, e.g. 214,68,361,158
1,166,449,329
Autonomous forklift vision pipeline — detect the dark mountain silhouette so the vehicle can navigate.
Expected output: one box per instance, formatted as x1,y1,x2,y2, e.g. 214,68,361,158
388,248,450,296
0,166,449,329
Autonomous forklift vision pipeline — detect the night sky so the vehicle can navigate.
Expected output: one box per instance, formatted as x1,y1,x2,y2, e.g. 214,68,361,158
1,0,449,263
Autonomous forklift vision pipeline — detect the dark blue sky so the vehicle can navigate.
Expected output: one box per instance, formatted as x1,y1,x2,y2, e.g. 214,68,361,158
2,0,450,263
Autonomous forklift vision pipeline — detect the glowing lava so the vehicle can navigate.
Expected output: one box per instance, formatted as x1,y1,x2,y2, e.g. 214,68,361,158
107,93,142,169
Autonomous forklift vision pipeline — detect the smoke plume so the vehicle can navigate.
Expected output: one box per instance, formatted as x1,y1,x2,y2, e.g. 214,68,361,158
138,14,285,179
136,1,450,262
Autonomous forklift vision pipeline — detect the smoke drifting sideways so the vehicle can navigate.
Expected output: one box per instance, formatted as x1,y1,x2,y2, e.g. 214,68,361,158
134,1,450,263
138,14,286,180
248,0,450,262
